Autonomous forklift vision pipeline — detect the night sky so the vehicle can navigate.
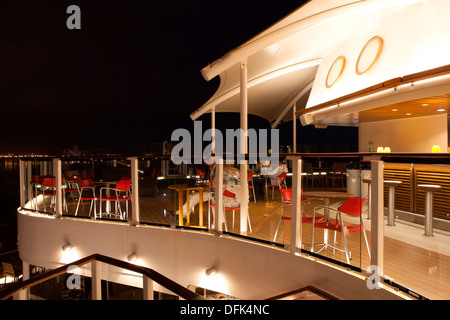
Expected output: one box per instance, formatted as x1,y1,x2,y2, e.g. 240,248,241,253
0,1,356,155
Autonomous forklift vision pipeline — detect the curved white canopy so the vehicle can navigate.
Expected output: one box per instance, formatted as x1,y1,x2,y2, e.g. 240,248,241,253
192,0,450,127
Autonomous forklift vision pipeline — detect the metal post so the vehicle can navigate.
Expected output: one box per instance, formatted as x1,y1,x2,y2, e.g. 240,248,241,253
52,158,62,218
19,160,26,208
14,261,30,300
240,60,249,234
143,275,154,300
129,157,140,225
214,160,224,231
293,103,297,153
370,160,384,275
211,106,216,154
91,260,102,300
424,191,434,236
289,157,302,253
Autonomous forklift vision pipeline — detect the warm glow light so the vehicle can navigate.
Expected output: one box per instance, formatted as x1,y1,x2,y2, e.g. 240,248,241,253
384,147,391,153
392,109,398,112
127,253,137,262
437,108,446,112
377,147,384,153
432,145,441,153
205,267,217,277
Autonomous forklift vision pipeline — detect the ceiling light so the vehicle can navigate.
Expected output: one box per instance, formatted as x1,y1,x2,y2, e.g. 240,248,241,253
406,113,412,116
437,108,446,112
392,109,398,112
127,253,137,262
422,104,429,107
62,244,72,252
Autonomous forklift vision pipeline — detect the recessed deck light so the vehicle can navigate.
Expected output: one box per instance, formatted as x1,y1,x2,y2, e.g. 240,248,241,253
392,109,398,112
422,104,429,107
437,108,446,112
406,113,412,116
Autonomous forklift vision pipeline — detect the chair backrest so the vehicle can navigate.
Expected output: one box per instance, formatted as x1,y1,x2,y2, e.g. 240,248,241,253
281,189,307,203
278,172,287,180
78,179,93,188
32,175,51,184
41,177,56,187
115,177,131,192
338,196,368,216
197,169,205,178
247,172,253,182
223,189,236,199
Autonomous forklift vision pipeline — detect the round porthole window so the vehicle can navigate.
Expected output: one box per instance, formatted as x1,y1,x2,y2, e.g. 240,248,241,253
355,35,383,75
325,55,346,88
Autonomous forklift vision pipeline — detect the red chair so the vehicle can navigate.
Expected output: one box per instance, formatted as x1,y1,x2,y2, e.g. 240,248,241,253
311,196,370,264
31,175,52,210
99,177,131,220
247,172,256,203
210,190,252,233
75,179,98,217
265,172,287,201
65,174,81,203
41,177,67,212
273,189,324,243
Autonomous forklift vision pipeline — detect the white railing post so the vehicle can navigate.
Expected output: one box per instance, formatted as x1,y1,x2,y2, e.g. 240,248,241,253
91,260,102,300
239,60,249,234
289,157,302,254
52,158,62,218
129,157,140,225
143,275,154,300
370,160,384,276
214,160,224,231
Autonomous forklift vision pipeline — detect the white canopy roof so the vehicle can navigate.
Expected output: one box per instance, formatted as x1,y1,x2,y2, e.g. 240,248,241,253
191,0,450,127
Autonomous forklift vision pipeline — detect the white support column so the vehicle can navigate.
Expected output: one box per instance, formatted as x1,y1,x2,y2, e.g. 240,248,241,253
52,158,62,218
214,160,224,231
211,106,216,154
143,275,154,300
19,160,26,208
240,60,249,234
91,260,102,300
14,261,30,300
129,157,140,225
27,161,32,205
293,103,297,153
370,160,384,276
289,157,302,253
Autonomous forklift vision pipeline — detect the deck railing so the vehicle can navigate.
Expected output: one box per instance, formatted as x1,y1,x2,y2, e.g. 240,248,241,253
17,152,450,299
0,253,204,300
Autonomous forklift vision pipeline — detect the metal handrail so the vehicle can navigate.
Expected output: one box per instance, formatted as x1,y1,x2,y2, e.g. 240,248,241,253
0,253,204,300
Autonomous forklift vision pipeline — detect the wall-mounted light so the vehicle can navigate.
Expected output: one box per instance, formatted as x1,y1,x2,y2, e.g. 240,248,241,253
384,147,391,153
127,253,137,262
62,244,72,252
377,147,384,153
205,267,217,277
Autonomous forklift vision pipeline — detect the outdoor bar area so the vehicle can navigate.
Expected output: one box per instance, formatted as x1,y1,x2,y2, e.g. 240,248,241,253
5,0,450,301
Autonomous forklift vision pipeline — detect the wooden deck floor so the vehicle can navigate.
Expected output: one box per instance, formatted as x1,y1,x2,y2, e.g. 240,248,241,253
57,187,450,300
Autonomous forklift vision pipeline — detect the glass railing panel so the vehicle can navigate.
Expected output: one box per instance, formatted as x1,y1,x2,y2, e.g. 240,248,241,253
23,159,54,214
300,157,367,270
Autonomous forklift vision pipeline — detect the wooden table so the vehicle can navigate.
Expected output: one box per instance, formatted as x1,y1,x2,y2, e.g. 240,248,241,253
302,191,354,249
168,184,208,227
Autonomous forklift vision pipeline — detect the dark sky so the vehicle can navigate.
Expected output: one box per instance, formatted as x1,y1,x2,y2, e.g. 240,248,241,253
0,1,356,155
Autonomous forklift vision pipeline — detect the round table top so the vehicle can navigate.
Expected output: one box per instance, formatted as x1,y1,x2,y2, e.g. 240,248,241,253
302,191,354,199
417,184,441,191
168,184,209,191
